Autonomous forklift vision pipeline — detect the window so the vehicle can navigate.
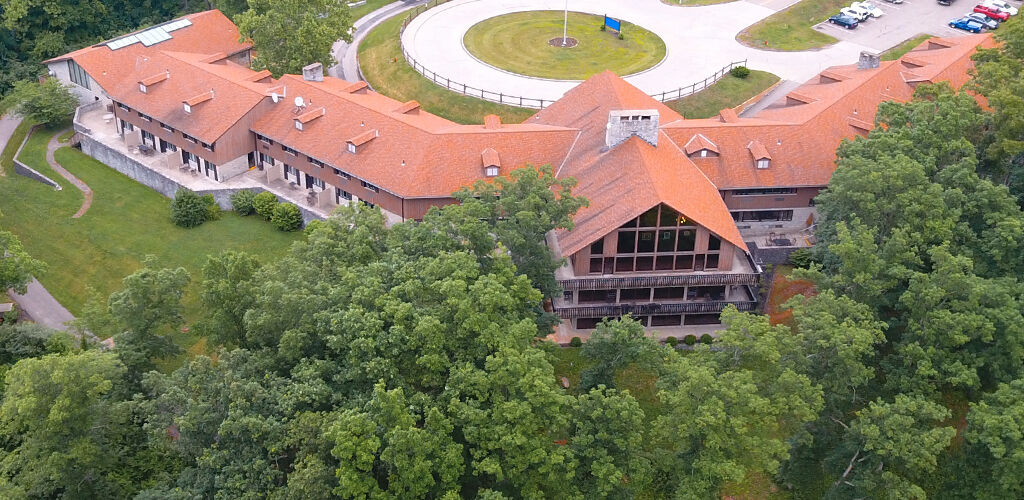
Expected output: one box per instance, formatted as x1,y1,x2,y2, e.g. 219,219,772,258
138,112,152,122
334,169,351,180
119,119,134,132
183,103,191,114
259,152,275,166
67,60,91,89
139,83,147,93
731,210,794,222
733,188,796,196
294,120,303,131
347,143,357,154
756,158,771,169
708,235,721,251
311,176,325,189
256,133,273,145
485,166,499,177
201,141,215,152
283,164,298,182
204,159,218,181
159,139,177,153
160,122,175,133
182,133,197,144
335,188,352,203
281,144,298,156
308,156,325,168
116,102,131,112
361,180,379,193
590,239,604,255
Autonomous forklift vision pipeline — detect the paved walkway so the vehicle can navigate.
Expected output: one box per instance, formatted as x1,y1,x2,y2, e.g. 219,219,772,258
401,0,877,103
330,0,429,81
45,130,93,218
0,114,21,176
7,279,76,332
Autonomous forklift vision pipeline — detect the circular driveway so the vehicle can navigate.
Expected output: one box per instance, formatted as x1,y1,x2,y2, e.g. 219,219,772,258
402,0,876,103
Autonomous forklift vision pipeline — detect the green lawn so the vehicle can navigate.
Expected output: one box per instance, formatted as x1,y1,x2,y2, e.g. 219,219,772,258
737,0,845,51
349,0,392,21
667,70,780,119
463,11,666,80
358,14,536,124
882,33,931,61
0,126,299,340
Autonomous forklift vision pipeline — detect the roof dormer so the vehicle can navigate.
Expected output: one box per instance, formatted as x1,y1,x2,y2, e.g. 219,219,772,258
183,89,214,113
347,129,378,153
294,106,325,131
481,148,500,177
138,70,169,93
684,134,719,158
393,100,421,114
747,140,771,169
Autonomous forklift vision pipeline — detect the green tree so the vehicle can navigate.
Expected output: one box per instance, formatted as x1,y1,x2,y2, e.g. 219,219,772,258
252,190,278,219
272,202,303,231
454,164,588,298
108,258,190,372
960,378,1024,498
234,0,353,77
169,188,210,228
0,0,108,59
827,394,954,500
0,78,77,125
0,351,133,498
569,386,650,498
0,229,46,294
197,251,261,347
578,315,661,390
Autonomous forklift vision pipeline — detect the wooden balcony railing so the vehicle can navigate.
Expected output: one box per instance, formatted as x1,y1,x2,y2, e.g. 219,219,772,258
554,300,758,319
559,273,760,291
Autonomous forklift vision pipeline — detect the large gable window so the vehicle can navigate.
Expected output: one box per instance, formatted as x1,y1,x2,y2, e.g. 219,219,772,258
67,60,90,89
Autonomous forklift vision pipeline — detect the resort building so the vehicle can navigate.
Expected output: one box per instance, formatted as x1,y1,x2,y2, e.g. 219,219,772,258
46,10,993,337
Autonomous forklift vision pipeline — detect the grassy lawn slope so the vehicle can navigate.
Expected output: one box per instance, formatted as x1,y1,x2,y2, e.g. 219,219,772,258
463,11,666,80
0,127,298,326
737,0,845,51
666,70,779,119
359,15,536,124
882,34,931,61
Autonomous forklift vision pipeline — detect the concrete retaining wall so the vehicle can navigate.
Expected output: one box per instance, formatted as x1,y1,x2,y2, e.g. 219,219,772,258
11,125,61,190
78,133,323,225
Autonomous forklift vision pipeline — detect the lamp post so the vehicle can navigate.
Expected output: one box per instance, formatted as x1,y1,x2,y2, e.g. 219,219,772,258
562,0,568,46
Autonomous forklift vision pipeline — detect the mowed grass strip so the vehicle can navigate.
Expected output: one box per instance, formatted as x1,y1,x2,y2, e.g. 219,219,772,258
737,0,846,51
0,127,299,328
882,33,931,61
359,15,535,124
463,11,666,80
666,70,780,119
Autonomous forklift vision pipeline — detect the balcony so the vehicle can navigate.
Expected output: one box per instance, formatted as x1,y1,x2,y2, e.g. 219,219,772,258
559,272,760,291
554,300,758,319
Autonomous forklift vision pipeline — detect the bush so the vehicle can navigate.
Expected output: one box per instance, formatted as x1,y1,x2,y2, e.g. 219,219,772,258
665,336,678,347
1,304,19,325
618,32,624,40
1,79,78,126
569,336,583,347
788,248,816,268
700,334,714,344
201,194,220,221
600,24,606,31
683,334,697,346
170,188,209,228
231,190,257,215
730,66,751,79
272,202,303,231
253,191,278,220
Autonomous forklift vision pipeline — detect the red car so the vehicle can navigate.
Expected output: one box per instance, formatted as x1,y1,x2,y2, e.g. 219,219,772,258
973,4,1010,20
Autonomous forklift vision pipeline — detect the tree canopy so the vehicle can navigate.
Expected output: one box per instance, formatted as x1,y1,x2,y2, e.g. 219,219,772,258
234,0,353,78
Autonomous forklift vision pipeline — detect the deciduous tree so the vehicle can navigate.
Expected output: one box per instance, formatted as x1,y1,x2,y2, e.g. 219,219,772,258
0,229,46,294
234,0,353,77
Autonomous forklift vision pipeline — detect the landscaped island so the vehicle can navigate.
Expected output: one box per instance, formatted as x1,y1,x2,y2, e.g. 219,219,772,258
463,11,666,80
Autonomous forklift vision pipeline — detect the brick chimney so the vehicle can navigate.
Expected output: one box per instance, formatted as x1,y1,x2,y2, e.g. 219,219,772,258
858,51,881,70
605,109,659,148
302,62,324,82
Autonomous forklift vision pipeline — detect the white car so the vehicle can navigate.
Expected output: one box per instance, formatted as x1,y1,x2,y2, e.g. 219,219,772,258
850,2,885,18
983,0,1018,15
841,6,870,21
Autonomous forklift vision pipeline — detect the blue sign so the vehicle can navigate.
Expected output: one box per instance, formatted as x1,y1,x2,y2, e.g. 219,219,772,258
604,15,621,32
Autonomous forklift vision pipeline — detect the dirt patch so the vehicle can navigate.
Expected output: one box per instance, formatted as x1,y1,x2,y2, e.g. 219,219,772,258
548,36,578,48
766,266,816,327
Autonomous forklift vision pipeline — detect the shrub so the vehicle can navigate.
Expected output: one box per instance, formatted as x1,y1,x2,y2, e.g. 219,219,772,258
253,191,278,220
569,336,583,347
788,248,816,268
272,202,303,231
665,336,678,347
1,303,19,325
201,194,221,221
600,24,606,31
700,334,714,344
683,334,697,346
170,188,209,228
618,32,624,40
730,66,751,79
1,79,78,126
231,190,257,215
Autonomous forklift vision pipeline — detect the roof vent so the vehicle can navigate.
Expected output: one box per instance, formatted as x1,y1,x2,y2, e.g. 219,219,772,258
858,51,881,70
605,109,659,148
302,62,324,82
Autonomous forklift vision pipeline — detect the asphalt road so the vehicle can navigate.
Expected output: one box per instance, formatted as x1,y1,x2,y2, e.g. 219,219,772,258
329,0,430,82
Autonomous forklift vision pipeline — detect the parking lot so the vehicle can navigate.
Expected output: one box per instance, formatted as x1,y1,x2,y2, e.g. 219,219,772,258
814,0,1023,52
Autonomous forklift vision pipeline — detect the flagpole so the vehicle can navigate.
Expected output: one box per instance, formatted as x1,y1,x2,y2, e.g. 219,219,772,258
562,0,568,46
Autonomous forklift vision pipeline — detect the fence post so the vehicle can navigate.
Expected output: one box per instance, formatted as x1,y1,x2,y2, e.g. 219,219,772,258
499,93,503,104
446,77,450,89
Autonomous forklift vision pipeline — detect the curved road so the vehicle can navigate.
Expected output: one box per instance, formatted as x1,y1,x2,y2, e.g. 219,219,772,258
330,0,429,81
401,0,875,102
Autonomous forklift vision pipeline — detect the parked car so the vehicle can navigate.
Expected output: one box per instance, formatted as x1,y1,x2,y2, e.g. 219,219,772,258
828,13,861,28
882,0,904,4
851,1,886,17
840,7,870,21
974,4,1011,20
983,0,1018,15
966,11,1000,28
938,0,955,6
949,16,985,32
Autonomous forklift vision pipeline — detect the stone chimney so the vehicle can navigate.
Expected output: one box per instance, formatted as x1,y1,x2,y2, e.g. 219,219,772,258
302,62,324,82
858,51,881,70
605,109,659,148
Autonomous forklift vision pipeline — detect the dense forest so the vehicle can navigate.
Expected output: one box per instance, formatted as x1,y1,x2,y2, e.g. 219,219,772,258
1,5,1023,500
